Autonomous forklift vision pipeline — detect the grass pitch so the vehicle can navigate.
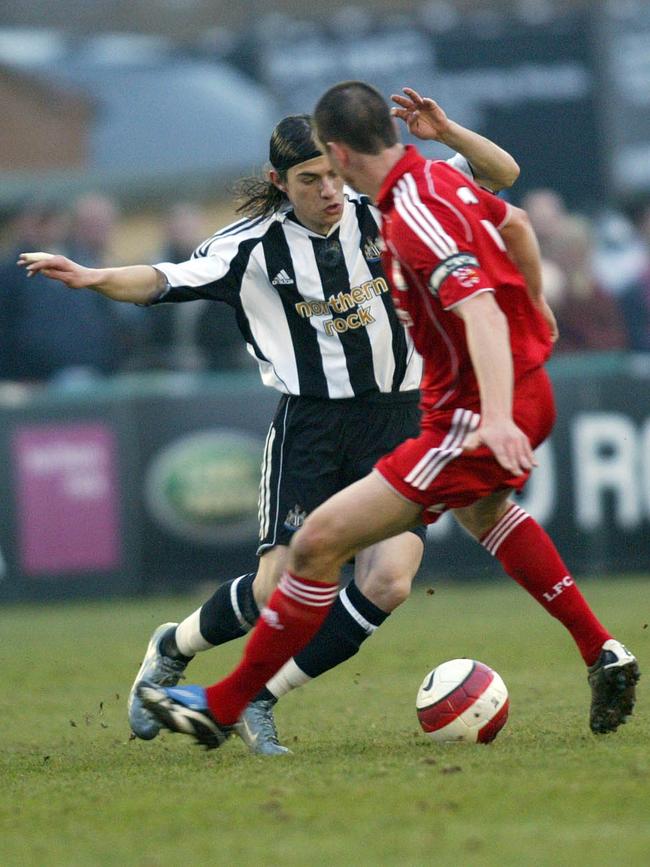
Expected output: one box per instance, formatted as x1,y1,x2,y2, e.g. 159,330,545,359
2,576,649,867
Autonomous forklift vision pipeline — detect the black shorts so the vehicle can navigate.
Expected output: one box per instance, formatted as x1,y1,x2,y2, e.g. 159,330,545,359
257,391,427,554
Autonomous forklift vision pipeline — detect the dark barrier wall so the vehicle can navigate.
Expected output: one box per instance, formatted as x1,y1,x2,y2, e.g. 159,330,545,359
0,354,649,601
423,353,650,581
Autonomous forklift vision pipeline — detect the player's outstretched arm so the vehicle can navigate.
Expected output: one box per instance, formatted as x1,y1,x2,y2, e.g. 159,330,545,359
454,292,535,476
18,252,164,305
391,87,520,191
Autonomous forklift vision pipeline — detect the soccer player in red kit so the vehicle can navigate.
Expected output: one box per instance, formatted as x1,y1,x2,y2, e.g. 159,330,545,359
137,81,638,747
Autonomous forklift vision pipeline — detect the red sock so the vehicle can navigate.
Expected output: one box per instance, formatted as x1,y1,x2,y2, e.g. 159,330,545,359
481,504,611,665
206,572,338,725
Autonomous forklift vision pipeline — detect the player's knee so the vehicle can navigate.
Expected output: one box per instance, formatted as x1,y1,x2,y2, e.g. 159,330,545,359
454,497,512,540
359,567,412,612
252,570,280,608
291,518,327,573
378,579,410,611
253,548,287,606
290,515,336,572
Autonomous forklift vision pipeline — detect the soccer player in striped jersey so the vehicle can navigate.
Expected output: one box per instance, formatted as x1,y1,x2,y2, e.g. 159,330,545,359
132,81,638,749
20,89,522,754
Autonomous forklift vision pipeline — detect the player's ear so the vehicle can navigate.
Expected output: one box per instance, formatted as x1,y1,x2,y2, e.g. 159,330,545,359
327,141,348,168
269,169,287,194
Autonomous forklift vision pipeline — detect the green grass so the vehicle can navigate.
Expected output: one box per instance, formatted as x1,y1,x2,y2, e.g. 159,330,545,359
2,576,649,867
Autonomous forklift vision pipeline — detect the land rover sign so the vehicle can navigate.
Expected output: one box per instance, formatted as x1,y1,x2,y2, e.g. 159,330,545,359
144,429,263,545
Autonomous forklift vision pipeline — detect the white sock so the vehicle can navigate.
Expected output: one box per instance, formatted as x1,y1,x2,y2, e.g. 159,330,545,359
174,608,213,656
265,657,312,699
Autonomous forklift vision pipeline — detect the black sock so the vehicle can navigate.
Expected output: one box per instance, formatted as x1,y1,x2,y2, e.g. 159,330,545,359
255,687,277,704
198,572,260,647
251,583,389,703
160,625,194,664
290,580,389,678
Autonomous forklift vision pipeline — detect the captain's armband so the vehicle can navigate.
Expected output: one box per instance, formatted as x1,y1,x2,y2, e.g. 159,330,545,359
429,253,480,296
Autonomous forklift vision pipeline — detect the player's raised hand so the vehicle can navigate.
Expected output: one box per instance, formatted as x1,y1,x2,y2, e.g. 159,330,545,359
462,418,536,477
17,252,95,290
390,87,451,142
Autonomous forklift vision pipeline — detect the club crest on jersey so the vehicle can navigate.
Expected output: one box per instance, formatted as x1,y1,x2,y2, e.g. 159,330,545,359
457,186,479,205
429,252,480,295
284,504,307,531
363,238,382,262
455,267,481,288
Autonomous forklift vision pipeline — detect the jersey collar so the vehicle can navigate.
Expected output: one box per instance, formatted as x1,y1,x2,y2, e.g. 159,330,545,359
376,145,424,213
276,202,347,238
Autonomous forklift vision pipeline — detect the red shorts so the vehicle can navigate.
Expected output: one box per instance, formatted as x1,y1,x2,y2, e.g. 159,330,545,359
375,367,556,524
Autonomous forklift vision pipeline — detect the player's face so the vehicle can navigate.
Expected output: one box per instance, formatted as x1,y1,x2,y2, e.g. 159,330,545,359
322,143,367,195
322,144,352,187
282,156,344,236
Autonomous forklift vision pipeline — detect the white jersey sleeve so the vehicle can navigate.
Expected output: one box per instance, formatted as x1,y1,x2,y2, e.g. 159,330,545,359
150,215,271,305
445,153,475,179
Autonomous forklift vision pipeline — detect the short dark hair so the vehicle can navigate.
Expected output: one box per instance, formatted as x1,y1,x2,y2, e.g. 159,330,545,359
314,80,397,155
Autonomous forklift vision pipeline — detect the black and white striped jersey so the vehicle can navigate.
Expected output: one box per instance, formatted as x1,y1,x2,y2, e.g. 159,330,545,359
152,157,471,400
152,191,419,399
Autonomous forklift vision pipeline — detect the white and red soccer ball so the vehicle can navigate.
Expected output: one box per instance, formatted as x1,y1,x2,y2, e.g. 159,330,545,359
416,659,509,744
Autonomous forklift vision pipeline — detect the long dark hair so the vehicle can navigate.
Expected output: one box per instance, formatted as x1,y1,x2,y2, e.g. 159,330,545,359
234,172,287,219
235,114,322,219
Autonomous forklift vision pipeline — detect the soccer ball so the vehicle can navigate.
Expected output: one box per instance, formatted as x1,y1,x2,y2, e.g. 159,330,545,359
416,658,509,744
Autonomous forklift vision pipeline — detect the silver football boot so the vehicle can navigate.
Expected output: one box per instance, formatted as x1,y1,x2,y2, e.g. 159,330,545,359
127,622,190,740
237,699,291,756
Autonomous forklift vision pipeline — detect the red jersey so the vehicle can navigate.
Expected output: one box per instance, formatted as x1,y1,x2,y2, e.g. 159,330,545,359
376,145,552,416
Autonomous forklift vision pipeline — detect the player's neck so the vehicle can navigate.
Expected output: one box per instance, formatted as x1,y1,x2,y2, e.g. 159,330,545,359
359,144,406,201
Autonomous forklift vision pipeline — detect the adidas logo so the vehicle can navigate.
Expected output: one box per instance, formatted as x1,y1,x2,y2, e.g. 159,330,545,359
271,269,294,286
261,607,284,630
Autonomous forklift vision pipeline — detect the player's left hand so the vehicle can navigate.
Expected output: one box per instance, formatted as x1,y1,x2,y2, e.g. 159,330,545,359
17,252,93,289
391,87,451,142
463,419,537,477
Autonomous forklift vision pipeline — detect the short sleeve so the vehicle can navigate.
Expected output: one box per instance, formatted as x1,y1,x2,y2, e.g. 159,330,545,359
481,188,510,230
434,257,494,310
395,200,495,310
149,218,268,306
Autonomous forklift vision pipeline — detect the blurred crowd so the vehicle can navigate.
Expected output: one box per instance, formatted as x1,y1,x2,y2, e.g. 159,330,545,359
1,188,650,387
522,190,650,355
0,195,247,385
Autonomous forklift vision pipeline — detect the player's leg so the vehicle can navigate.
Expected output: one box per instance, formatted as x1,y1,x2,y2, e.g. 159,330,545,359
173,546,286,656
265,532,423,697
167,387,339,661
138,472,422,745
289,471,423,580
131,389,346,739
127,395,303,739
453,491,615,664
127,548,287,740
241,532,424,753
239,395,427,753
453,490,640,732
205,474,421,721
